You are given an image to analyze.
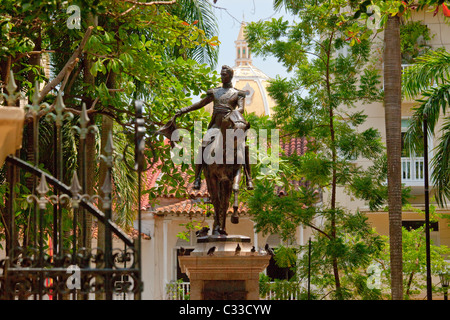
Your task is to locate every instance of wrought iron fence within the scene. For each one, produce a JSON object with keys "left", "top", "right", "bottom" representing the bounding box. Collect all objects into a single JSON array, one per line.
[{"left": 0, "top": 71, "right": 149, "bottom": 300}]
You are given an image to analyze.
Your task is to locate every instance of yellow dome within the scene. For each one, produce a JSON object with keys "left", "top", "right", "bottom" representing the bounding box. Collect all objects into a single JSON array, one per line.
[
  {"left": 206, "top": 22, "right": 276, "bottom": 117},
  {"left": 232, "top": 22, "right": 276, "bottom": 117}
]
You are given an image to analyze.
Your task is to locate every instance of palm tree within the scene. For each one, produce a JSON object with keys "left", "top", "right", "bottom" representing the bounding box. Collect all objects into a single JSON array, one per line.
[
  {"left": 403, "top": 48, "right": 450, "bottom": 206},
  {"left": 169, "top": 0, "right": 219, "bottom": 67},
  {"left": 384, "top": 14, "right": 404, "bottom": 301}
]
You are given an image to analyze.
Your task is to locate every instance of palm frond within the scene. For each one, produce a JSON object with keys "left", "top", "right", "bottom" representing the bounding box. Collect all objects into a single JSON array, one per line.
[
  {"left": 273, "top": 0, "right": 301, "bottom": 13},
  {"left": 403, "top": 81, "right": 450, "bottom": 206},
  {"left": 273, "top": 0, "right": 287, "bottom": 11},
  {"left": 430, "top": 116, "right": 450, "bottom": 206},
  {"left": 403, "top": 83, "right": 450, "bottom": 155},
  {"left": 111, "top": 126, "right": 139, "bottom": 229},
  {"left": 402, "top": 49, "right": 450, "bottom": 100},
  {"left": 170, "top": 0, "right": 219, "bottom": 67}
]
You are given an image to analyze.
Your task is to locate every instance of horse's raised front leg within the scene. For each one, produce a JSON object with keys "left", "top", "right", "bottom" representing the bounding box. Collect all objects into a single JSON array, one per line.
[{"left": 231, "top": 190, "right": 239, "bottom": 224}]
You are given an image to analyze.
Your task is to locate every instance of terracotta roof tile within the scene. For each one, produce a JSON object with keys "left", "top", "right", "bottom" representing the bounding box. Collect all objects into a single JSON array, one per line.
[
  {"left": 153, "top": 198, "right": 248, "bottom": 216},
  {"left": 90, "top": 222, "right": 151, "bottom": 240},
  {"left": 279, "top": 136, "right": 308, "bottom": 157}
]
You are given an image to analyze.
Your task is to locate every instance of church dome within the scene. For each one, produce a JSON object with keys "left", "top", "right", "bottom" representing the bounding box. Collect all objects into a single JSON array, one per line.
[
  {"left": 206, "top": 22, "right": 276, "bottom": 117},
  {"left": 232, "top": 22, "right": 276, "bottom": 117}
]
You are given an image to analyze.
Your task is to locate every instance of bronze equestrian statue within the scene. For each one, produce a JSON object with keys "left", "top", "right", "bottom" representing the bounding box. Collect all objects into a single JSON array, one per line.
[{"left": 162, "top": 65, "right": 253, "bottom": 235}]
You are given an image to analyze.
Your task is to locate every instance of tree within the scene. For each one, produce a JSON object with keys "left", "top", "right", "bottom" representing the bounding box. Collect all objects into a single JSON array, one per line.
[
  {"left": 169, "top": 0, "right": 219, "bottom": 66},
  {"left": 403, "top": 48, "right": 450, "bottom": 206},
  {"left": 347, "top": 0, "right": 446, "bottom": 300},
  {"left": 377, "top": 221, "right": 450, "bottom": 299},
  {"left": 383, "top": 12, "right": 404, "bottom": 301},
  {"left": 269, "top": 0, "right": 405, "bottom": 300},
  {"left": 245, "top": 0, "right": 390, "bottom": 299},
  {"left": 0, "top": 0, "right": 220, "bottom": 251}
]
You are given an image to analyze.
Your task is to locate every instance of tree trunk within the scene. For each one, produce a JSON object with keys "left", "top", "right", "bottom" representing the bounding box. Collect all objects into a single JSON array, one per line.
[
  {"left": 384, "top": 15, "right": 403, "bottom": 300},
  {"left": 325, "top": 29, "right": 341, "bottom": 299},
  {"left": 22, "top": 29, "right": 42, "bottom": 249},
  {"left": 95, "top": 67, "right": 116, "bottom": 299},
  {"left": 95, "top": 113, "right": 113, "bottom": 300},
  {"left": 81, "top": 12, "right": 97, "bottom": 252}
]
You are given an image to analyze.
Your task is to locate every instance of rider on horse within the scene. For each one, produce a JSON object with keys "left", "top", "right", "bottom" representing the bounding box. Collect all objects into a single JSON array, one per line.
[{"left": 175, "top": 65, "right": 254, "bottom": 191}]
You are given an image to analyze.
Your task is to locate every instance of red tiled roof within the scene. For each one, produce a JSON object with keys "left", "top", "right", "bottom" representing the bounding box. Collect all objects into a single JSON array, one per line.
[
  {"left": 167, "top": 170, "right": 209, "bottom": 199},
  {"left": 91, "top": 222, "right": 151, "bottom": 240},
  {"left": 153, "top": 198, "right": 248, "bottom": 216},
  {"left": 279, "top": 136, "right": 308, "bottom": 157}
]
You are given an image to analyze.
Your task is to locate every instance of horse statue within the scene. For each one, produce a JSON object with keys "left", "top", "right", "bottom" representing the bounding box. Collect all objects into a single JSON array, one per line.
[
  {"left": 203, "top": 109, "right": 250, "bottom": 234},
  {"left": 157, "top": 65, "right": 253, "bottom": 236}
]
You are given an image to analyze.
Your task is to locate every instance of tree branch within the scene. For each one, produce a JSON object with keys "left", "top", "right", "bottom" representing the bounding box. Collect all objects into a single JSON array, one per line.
[
  {"left": 37, "top": 26, "right": 94, "bottom": 104},
  {"left": 119, "top": 4, "right": 137, "bottom": 17},
  {"left": 306, "top": 222, "right": 331, "bottom": 240},
  {"left": 64, "top": 97, "right": 99, "bottom": 115},
  {"left": 64, "top": 66, "right": 82, "bottom": 97},
  {"left": 59, "top": 58, "right": 78, "bottom": 93}
]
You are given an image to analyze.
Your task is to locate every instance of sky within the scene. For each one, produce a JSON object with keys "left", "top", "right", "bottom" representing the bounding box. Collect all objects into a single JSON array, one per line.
[{"left": 210, "top": 0, "right": 295, "bottom": 79}]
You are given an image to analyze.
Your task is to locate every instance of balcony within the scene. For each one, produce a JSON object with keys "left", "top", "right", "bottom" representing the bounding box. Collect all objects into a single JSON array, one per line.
[
  {"left": 401, "top": 156, "right": 430, "bottom": 187},
  {"left": 402, "top": 157, "right": 424, "bottom": 182}
]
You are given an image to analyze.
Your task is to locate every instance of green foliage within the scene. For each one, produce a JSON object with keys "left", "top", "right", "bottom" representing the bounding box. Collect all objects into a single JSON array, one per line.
[
  {"left": 402, "top": 48, "right": 450, "bottom": 205},
  {"left": 248, "top": 179, "right": 318, "bottom": 242},
  {"left": 0, "top": 0, "right": 221, "bottom": 232},
  {"left": 273, "top": 245, "right": 298, "bottom": 268},
  {"left": 243, "top": 0, "right": 399, "bottom": 299},
  {"left": 177, "top": 215, "right": 209, "bottom": 242},
  {"left": 293, "top": 212, "right": 385, "bottom": 300},
  {"left": 377, "top": 226, "right": 450, "bottom": 299},
  {"left": 402, "top": 48, "right": 450, "bottom": 100},
  {"left": 400, "top": 20, "right": 433, "bottom": 63},
  {"left": 259, "top": 274, "right": 305, "bottom": 300},
  {"left": 166, "top": 279, "right": 190, "bottom": 300}
]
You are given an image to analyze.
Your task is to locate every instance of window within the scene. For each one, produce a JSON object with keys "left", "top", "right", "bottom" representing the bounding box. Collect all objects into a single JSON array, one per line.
[{"left": 401, "top": 118, "right": 429, "bottom": 183}]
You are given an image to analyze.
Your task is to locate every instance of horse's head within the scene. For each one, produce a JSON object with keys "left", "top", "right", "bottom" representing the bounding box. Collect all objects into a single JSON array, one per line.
[
  {"left": 221, "top": 110, "right": 249, "bottom": 163},
  {"left": 222, "top": 110, "right": 249, "bottom": 132}
]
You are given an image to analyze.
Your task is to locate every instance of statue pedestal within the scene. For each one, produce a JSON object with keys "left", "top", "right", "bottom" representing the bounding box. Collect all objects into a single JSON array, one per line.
[{"left": 178, "top": 235, "right": 271, "bottom": 300}]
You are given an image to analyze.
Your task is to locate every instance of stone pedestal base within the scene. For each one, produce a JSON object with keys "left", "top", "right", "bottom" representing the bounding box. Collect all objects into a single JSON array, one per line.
[{"left": 178, "top": 235, "right": 271, "bottom": 300}]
